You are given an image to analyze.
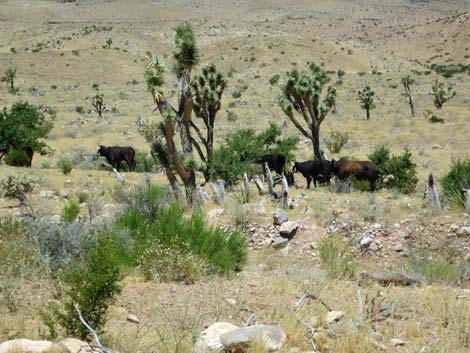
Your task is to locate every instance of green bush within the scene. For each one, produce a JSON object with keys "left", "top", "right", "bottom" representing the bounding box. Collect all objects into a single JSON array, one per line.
[
  {"left": 49, "top": 236, "right": 123, "bottom": 340},
  {"left": 117, "top": 185, "right": 247, "bottom": 275},
  {"left": 210, "top": 123, "right": 298, "bottom": 187},
  {"left": 318, "top": 237, "right": 357, "bottom": 280},
  {"left": 324, "top": 131, "right": 350, "bottom": 154},
  {"left": 368, "top": 146, "right": 418, "bottom": 194},
  {"left": 58, "top": 158, "right": 73, "bottom": 175},
  {"left": 63, "top": 200, "right": 80, "bottom": 223},
  {"left": 4, "top": 149, "right": 31, "bottom": 167},
  {"left": 441, "top": 159, "right": 470, "bottom": 208},
  {"left": 133, "top": 151, "right": 156, "bottom": 173},
  {"left": 75, "top": 106, "right": 85, "bottom": 114}
]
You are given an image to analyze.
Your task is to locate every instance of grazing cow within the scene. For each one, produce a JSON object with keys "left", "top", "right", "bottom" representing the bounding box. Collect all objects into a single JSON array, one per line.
[
  {"left": 97, "top": 145, "right": 136, "bottom": 171},
  {"left": 253, "top": 154, "right": 286, "bottom": 175},
  {"left": 331, "top": 159, "right": 379, "bottom": 191},
  {"left": 292, "top": 160, "right": 332, "bottom": 189},
  {"left": 23, "top": 146, "right": 34, "bottom": 167}
]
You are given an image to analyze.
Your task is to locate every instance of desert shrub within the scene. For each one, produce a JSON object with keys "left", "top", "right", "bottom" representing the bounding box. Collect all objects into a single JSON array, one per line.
[
  {"left": 430, "top": 63, "right": 469, "bottom": 78},
  {"left": 63, "top": 200, "right": 80, "bottom": 222},
  {"left": 27, "top": 220, "right": 93, "bottom": 273},
  {"left": 210, "top": 123, "right": 298, "bottom": 187},
  {"left": 269, "top": 74, "right": 280, "bottom": 85},
  {"left": 3, "top": 149, "right": 31, "bottom": 167},
  {"left": 137, "top": 238, "right": 206, "bottom": 283},
  {"left": 406, "top": 252, "right": 470, "bottom": 284},
  {"left": 440, "top": 159, "right": 470, "bottom": 208},
  {"left": 318, "top": 237, "right": 357, "bottom": 280},
  {"left": 48, "top": 236, "right": 123, "bottom": 340},
  {"left": 324, "top": 131, "right": 350, "bottom": 154},
  {"left": 57, "top": 158, "right": 73, "bottom": 175},
  {"left": 0, "top": 173, "right": 38, "bottom": 200},
  {"left": 0, "top": 218, "right": 42, "bottom": 279},
  {"left": 424, "top": 109, "right": 444, "bottom": 123},
  {"left": 117, "top": 185, "right": 247, "bottom": 275},
  {"left": 75, "top": 106, "right": 85, "bottom": 114},
  {"left": 368, "top": 146, "right": 418, "bottom": 193},
  {"left": 133, "top": 151, "right": 156, "bottom": 173},
  {"left": 77, "top": 192, "right": 88, "bottom": 203}
]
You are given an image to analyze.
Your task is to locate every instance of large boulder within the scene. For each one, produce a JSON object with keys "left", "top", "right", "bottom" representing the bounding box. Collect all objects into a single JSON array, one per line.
[
  {"left": 194, "top": 322, "right": 240, "bottom": 353},
  {"left": 273, "top": 209, "right": 288, "bottom": 225},
  {"left": 279, "top": 221, "right": 300, "bottom": 238},
  {"left": 59, "top": 338, "right": 92, "bottom": 353},
  {"left": 220, "top": 325, "right": 286, "bottom": 352},
  {"left": 0, "top": 339, "right": 69, "bottom": 353}
]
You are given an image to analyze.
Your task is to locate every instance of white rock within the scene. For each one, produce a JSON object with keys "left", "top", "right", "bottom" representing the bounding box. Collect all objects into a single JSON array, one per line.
[
  {"left": 0, "top": 339, "right": 68, "bottom": 353},
  {"left": 360, "top": 237, "right": 373, "bottom": 248},
  {"left": 326, "top": 311, "right": 345, "bottom": 325},
  {"left": 59, "top": 338, "right": 92, "bottom": 353},
  {"left": 220, "top": 325, "right": 286, "bottom": 352},
  {"left": 50, "top": 215, "right": 61, "bottom": 223},
  {"left": 194, "top": 322, "right": 240, "bottom": 353},
  {"left": 456, "top": 227, "right": 470, "bottom": 237},
  {"left": 279, "top": 221, "right": 300, "bottom": 238},
  {"left": 390, "top": 338, "right": 405, "bottom": 346},
  {"left": 40, "top": 190, "right": 55, "bottom": 198},
  {"left": 127, "top": 314, "right": 140, "bottom": 324},
  {"left": 273, "top": 209, "right": 288, "bottom": 225}
]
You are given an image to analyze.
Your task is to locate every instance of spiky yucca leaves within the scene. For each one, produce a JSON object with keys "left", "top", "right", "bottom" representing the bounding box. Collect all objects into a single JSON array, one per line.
[
  {"left": 431, "top": 80, "right": 456, "bottom": 109},
  {"left": 190, "top": 64, "right": 227, "bottom": 181},
  {"left": 145, "top": 57, "right": 165, "bottom": 103},
  {"left": 173, "top": 23, "right": 199, "bottom": 77},
  {"left": 357, "top": 85, "right": 375, "bottom": 120},
  {"left": 278, "top": 63, "right": 336, "bottom": 160}
]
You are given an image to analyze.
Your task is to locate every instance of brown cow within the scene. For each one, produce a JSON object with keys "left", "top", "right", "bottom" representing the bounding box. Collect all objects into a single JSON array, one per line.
[{"left": 331, "top": 159, "right": 379, "bottom": 191}]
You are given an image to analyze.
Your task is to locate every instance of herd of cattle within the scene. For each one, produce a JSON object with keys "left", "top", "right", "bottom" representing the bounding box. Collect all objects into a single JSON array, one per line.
[
  {"left": 254, "top": 153, "right": 379, "bottom": 191},
  {"left": 13, "top": 144, "right": 379, "bottom": 191}
]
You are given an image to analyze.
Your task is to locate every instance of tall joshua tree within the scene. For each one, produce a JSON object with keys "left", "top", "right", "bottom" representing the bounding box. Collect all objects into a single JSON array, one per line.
[
  {"left": 278, "top": 63, "right": 336, "bottom": 160},
  {"left": 190, "top": 64, "right": 227, "bottom": 182},
  {"left": 357, "top": 85, "right": 375, "bottom": 120},
  {"left": 431, "top": 80, "right": 456, "bottom": 109},
  {"left": 144, "top": 23, "right": 199, "bottom": 205},
  {"left": 401, "top": 75, "right": 415, "bottom": 117},
  {"left": 1, "top": 67, "right": 17, "bottom": 90}
]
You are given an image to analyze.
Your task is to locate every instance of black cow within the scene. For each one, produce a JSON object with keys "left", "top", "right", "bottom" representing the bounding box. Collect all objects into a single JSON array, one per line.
[
  {"left": 331, "top": 159, "right": 379, "bottom": 191},
  {"left": 292, "top": 160, "right": 332, "bottom": 189},
  {"left": 97, "top": 145, "right": 136, "bottom": 171},
  {"left": 254, "top": 154, "right": 286, "bottom": 175}
]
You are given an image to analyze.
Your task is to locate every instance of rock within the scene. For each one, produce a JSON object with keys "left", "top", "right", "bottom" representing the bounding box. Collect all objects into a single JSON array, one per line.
[
  {"left": 80, "top": 202, "right": 88, "bottom": 209},
  {"left": 227, "top": 298, "right": 237, "bottom": 306},
  {"left": 273, "top": 209, "right": 288, "bottom": 225},
  {"left": 40, "top": 190, "right": 55, "bottom": 198},
  {"left": 272, "top": 236, "right": 289, "bottom": 248},
  {"left": 195, "top": 322, "right": 240, "bottom": 353},
  {"left": 207, "top": 209, "right": 226, "bottom": 219},
  {"left": 456, "top": 227, "right": 470, "bottom": 237},
  {"left": 280, "top": 245, "right": 289, "bottom": 256},
  {"left": 60, "top": 190, "right": 69, "bottom": 199},
  {"left": 279, "top": 221, "right": 300, "bottom": 238},
  {"left": 127, "top": 314, "right": 140, "bottom": 324},
  {"left": 390, "top": 338, "right": 405, "bottom": 346},
  {"left": 0, "top": 339, "right": 68, "bottom": 353},
  {"left": 50, "top": 215, "right": 61, "bottom": 223},
  {"left": 59, "top": 338, "right": 92, "bottom": 353},
  {"left": 220, "top": 325, "right": 286, "bottom": 352},
  {"left": 63, "top": 180, "right": 74, "bottom": 188},
  {"left": 360, "top": 237, "right": 373, "bottom": 248},
  {"left": 325, "top": 311, "right": 345, "bottom": 325}
]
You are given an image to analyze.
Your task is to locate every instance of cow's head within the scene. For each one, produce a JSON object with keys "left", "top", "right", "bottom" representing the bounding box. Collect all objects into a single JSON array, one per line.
[
  {"left": 97, "top": 145, "right": 105, "bottom": 156},
  {"left": 292, "top": 162, "right": 298, "bottom": 173}
]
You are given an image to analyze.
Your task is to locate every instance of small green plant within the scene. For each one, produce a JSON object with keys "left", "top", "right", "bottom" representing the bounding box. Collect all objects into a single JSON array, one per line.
[
  {"left": 226, "top": 111, "right": 238, "bottom": 122},
  {"left": 58, "top": 158, "right": 73, "bottom": 175},
  {"left": 232, "top": 87, "right": 242, "bottom": 98},
  {"left": 75, "top": 106, "right": 85, "bottom": 114},
  {"left": 424, "top": 109, "right": 444, "bottom": 123},
  {"left": 440, "top": 159, "right": 470, "bottom": 208},
  {"left": 4, "top": 149, "right": 31, "bottom": 167},
  {"left": 77, "top": 192, "right": 89, "bottom": 204},
  {"left": 357, "top": 85, "right": 375, "bottom": 119},
  {"left": 324, "top": 131, "right": 350, "bottom": 154},
  {"left": 269, "top": 74, "right": 280, "bottom": 86},
  {"left": 431, "top": 80, "right": 456, "bottom": 109},
  {"left": 318, "top": 237, "right": 357, "bottom": 280},
  {"left": 63, "top": 200, "right": 80, "bottom": 223}
]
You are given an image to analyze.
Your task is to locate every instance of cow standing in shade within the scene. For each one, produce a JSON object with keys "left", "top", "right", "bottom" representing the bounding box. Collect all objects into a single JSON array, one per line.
[
  {"left": 292, "top": 160, "right": 332, "bottom": 189},
  {"left": 97, "top": 145, "right": 136, "bottom": 171},
  {"left": 331, "top": 159, "right": 379, "bottom": 191},
  {"left": 253, "top": 154, "right": 286, "bottom": 175}
]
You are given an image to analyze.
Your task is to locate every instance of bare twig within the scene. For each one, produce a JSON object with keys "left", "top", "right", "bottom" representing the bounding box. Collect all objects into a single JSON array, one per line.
[{"left": 75, "top": 305, "right": 101, "bottom": 346}]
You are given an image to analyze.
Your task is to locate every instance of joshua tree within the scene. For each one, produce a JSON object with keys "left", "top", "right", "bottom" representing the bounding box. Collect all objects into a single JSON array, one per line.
[
  {"left": 357, "top": 85, "right": 375, "bottom": 119},
  {"left": 431, "top": 80, "right": 456, "bottom": 109},
  {"left": 190, "top": 64, "right": 227, "bottom": 182},
  {"left": 1, "top": 67, "right": 17, "bottom": 89},
  {"left": 144, "top": 23, "right": 199, "bottom": 204},
  {"left": 401, "top": 75, "right": 415, "bottom": 117},
  {"left": 278, "top": 63, "right": 336, "bottom": 160},
  {"left": 92, "top": 90, "right": 105, "bottom": 117},
  {"left": 105, "top": 38, "right": 113, "bottom": 49}
]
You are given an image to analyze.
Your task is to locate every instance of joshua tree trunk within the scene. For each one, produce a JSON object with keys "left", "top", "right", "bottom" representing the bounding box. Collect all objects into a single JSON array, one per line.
[
  {"left": 312, "top": 127, "right": 322, "bottom": 161},
  {"left": 366, "top": 108, "right": 370, "bottom": 120}
]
